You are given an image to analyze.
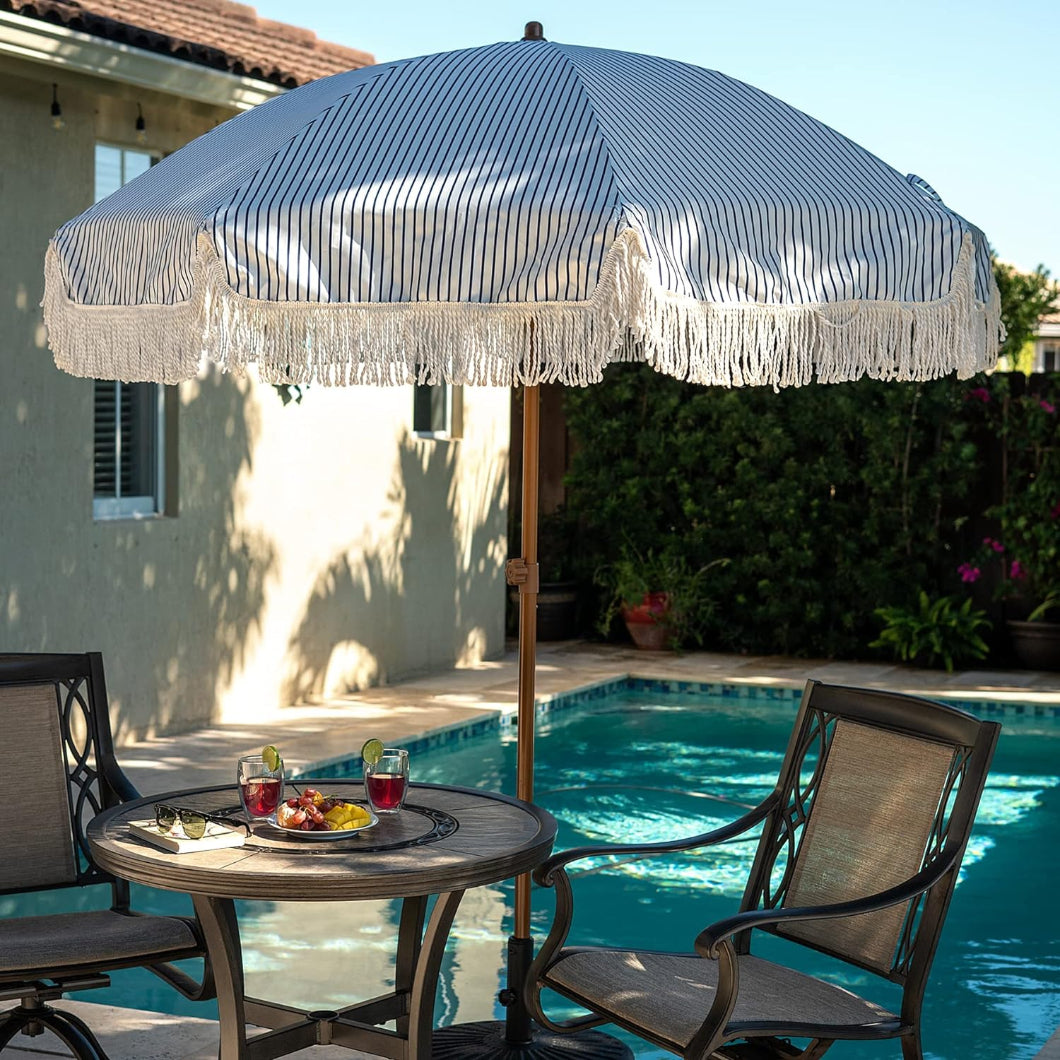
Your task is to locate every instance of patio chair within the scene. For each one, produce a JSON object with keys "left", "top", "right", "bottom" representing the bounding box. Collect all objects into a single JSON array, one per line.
[
  {"left": 525, "top": 680, "right": 1000, "bottom": 1060},
  {"left": 0, "top": 652, "right": 214, "bottom": 1059}
]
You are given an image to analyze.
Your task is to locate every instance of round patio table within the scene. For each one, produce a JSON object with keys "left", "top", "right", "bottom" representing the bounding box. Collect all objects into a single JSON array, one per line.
[{"left": 87, "top": 780, "right": 557, "bottom": 1060}]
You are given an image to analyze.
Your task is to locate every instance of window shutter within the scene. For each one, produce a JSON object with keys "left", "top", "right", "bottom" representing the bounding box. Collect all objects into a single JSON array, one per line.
[
  {"left": 94, "top": 381, "right": 149, "bottom": 499},
  {"left": 93, "top": 381, "right": 117, "bottom": 497},
  {"left": 119, "top": 383, "right": 134, "bottom": 496}
]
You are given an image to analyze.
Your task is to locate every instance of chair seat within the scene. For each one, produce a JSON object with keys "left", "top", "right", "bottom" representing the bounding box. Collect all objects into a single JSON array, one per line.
[
  {"left": 0, "top": 910, "right": 201, "bottom": 980},
  {"left": 543, "top": 947, "right": 901, "bottom": 1053}
]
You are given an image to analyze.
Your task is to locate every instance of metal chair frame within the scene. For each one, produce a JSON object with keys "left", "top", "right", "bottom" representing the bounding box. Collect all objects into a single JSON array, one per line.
[
  {"left": 0, "top": 652, "right": 214, "bottom": 1059},
  {"left": 525, "top": 680, "right": 1001, "bottom": 1060}
]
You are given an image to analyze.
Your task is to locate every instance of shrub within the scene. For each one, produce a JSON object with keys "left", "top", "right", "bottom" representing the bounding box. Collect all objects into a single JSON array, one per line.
[
  {"left": 563, "top": 364, "right": 980, "bottom": 658},
  {"left": 871, "top": 593, "right": 991, "bottom": 672},
  {"left": 958, "top": 373, "right": 1060, "bottom": 622}
]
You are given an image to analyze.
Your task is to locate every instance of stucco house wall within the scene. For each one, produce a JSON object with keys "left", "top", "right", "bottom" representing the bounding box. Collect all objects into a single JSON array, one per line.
[{"left": 0, "top": 43, "right": 510, "bottom": 741}]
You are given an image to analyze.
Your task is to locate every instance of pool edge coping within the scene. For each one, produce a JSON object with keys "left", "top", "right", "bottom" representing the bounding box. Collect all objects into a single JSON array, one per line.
[{"left": 300, "top": 673, "right": 1060, "bottom": 778}]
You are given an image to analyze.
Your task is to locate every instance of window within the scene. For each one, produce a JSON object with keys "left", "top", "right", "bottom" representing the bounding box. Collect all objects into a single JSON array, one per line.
[
  {"left": 1042, "top": 344, "right": 1059, "bottom": 373},
  {"left": 93, "top": 144, "right": 168, "bottom": 519},
  {"left": 413, "top": 380, "right": 462, "bottom": 439},
  {"left": 93, "top": 382, "right": 165, "bottom": 519}
]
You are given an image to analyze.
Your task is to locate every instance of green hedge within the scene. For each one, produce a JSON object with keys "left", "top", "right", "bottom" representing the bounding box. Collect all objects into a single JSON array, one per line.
[{"left": 562, "top": 364, "right": 985, "bottom": 658}]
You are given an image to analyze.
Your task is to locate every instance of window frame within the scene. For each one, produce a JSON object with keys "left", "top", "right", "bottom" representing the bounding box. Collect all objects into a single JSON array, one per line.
[
  {"left": 413, "top": 380, "right": 463, "bottom": 441},
  {"left": 92, "top": 381, "right": 167, "bottom": 521}
]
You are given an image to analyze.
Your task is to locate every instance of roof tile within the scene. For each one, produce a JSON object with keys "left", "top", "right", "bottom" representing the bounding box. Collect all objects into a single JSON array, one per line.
[{"left": 3, "top": 0, "right": 374, "bottom": 87}]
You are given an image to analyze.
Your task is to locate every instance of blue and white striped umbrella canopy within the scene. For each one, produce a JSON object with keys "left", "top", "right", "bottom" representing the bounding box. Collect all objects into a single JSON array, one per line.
[{"left": 44, "top": 36, "right": 1001, "bottom": 388}]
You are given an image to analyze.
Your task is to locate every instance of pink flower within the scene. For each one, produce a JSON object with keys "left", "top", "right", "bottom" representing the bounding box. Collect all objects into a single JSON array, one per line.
[
  {"left": 1041, "top": 400, "right": 1056, "bottom": 414},
  {"left": 958, "top": 563, "right": 981, "bottom": 583},
  {"left": 967, "top": 387, "right": 991, "bottom": 403},
  {"left": 982, "top": 537, "right": 1005, "bottom": 553},
  {"left": 1010, "top": 560, "right": 1027, "bottom": 581}
]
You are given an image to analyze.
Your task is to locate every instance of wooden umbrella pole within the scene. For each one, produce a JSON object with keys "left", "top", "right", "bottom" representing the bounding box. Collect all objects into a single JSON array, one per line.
[
  {"left": 491, "top": 383, "right": 541, "bottom": 1046},
  {"left": 514, "top": 382, "right": 540, "bottom": 938}
]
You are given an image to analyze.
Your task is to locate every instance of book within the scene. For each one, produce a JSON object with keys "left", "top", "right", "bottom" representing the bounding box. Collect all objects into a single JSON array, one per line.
[{"left": 127, "top": 818, "right": 247, "bottom": 854}]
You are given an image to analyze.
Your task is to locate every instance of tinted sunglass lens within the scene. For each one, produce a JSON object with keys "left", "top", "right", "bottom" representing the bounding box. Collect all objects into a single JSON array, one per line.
[
  {"left": 156, "top": 805, "right": 177, "bottom": 832},
  {"left": 182, "top": 811, "right": 207, "bottom": 839}
]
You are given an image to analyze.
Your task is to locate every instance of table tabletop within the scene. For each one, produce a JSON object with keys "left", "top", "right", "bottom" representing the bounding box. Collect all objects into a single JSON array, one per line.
[{"left": 88, "top": 780, "right": 557, "bottom": 901}]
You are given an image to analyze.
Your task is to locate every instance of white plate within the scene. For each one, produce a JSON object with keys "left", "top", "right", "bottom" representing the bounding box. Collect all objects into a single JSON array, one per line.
[{"left": 262, "top": 806, "right": 379, "bottom": 840}]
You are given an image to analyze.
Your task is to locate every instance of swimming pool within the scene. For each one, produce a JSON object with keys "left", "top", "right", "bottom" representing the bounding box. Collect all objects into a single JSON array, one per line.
[{"left": 4, "top": 681, "right": 1056, "bottom": 1058}]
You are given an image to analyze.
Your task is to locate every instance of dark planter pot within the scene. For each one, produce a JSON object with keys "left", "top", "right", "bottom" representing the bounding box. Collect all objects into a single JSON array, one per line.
[
  {"left": 621, "top": 592, "right": 672, "bottom": 651},
  {"left": 1007, "top": 620, "right": 1060, "bottom": 671},
  {"left": 509, "top": 581, "right": 579, "bottom": 641}
]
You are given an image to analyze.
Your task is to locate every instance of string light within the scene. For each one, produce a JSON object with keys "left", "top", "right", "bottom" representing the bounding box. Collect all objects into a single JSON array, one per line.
[
  {"left": 135, "top": 103, "right": 146, "bottom": 145},
  {"left": 50, "top": 83, "right": 64, "bottom": 131}
]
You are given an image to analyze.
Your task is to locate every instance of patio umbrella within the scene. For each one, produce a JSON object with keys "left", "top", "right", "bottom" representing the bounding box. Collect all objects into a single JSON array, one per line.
[{"left": 41, "top": 23, "right": 1001, "bottom": 1058}]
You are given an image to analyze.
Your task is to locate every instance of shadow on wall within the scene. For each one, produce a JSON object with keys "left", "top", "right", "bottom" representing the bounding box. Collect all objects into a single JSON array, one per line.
[
  {"left": 137, "top": 371, "right": 277, "bottom": 737},
  {"left": 2, "top": 368, "right": 276, "bottom": 740},
  {"left": 281, "top": 427, "right": 507, "bottom": 704}
]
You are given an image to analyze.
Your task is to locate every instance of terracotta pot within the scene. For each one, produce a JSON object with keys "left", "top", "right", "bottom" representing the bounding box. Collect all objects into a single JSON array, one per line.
[
  {"left": 621, "top": 592, "right": 672, "bottom": 651},
  {"left": 1007, "top": 619, "right": 1060, "bottom": 671}
]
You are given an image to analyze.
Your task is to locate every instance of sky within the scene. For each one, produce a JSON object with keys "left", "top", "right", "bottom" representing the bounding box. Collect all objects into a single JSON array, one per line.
[{"left": 250, "top": 0, "right": 1058, "bottom": 276}]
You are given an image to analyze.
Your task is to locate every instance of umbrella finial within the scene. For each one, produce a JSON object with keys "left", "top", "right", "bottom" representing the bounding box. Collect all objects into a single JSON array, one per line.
[{"left": 523, "top": 21, "right": 545, "bottom": 41}]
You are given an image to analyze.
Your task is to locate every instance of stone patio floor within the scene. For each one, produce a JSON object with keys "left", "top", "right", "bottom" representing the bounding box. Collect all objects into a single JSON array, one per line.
[{"left": 5, "top": 640, "right": 1060, "bottom": 1059}]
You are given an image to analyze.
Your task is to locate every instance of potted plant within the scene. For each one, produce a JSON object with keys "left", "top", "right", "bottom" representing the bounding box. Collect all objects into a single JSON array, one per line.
[
  {"left": 961, "top": 375, "right": 1060, "bottom": 668},
  {"left": 598, "top": 545, "right": 726, "bottom": 651}
]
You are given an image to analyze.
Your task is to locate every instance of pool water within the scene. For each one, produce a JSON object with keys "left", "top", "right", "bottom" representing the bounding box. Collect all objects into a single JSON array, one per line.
[{"left": 4, "top": 686, "right": 1056, "bottom": 1058}]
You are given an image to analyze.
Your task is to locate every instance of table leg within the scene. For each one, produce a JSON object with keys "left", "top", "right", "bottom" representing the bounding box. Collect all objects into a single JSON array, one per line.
[
  {"left": 393, "top": 896, "right": 427, "bottom": 1038},
  {"left": 193, "top": 889, "right": 465, "bottom": 1060},
  {"left": 192, "top": 893, "right": 249, "bottom": 1060},
  {"left": 406, "top": 890, "right": 465, "bottom": 1060}
]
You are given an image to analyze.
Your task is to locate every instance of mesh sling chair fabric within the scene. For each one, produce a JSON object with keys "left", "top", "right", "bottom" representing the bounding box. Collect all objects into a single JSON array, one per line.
[
  {"left": 0, "top": 653, "right": 213, "bottom": 1060},
  {"left": 525, "top": 681, "right": 1000, "bottom": 1060}
]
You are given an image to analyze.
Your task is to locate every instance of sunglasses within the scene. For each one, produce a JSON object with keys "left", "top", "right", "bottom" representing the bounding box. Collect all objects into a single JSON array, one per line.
[{"left": 154, "top": 803, "right": 250, "bottom": 839}]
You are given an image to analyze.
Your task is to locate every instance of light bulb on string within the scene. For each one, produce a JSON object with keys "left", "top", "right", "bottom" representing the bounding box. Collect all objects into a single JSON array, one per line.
[
  {"left": 135, "top": 103, "right": 146, "bottom": 145},
  {"left": 50, "top": 83, "right": 64, "bottom": 131}
]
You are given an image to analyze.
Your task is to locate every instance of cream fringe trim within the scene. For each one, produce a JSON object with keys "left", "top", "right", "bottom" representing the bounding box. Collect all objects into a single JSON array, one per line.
[{"left": 43, "top": 229, "right": 1001, "bottom": 388}]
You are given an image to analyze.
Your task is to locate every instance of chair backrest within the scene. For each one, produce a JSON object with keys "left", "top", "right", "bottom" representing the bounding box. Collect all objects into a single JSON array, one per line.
[
  {"left": 740, "top": 680, "right": 999, "bottom": 988},
  {"left": 0, "top": 653, "right": 134, "bottom": 894}
]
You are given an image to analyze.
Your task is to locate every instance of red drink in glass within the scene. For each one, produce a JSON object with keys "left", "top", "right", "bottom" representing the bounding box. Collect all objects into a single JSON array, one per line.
[
  {"left": 366, "top": 772, "right": 407, "bottom": 811},
  {"left": 240, "top": 777, "right": 282, "bottom": 817}
]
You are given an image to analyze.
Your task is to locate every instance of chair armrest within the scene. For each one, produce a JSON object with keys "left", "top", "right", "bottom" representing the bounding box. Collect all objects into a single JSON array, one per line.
[
  {"left": 534, "top": 795, "right": 778, "bottom": 886},
  {"left": 104, "top": 762, "right": 141, "bottom": 803},
  {"left": 694, "top": 846, "right": 961, "bottom": 958}
]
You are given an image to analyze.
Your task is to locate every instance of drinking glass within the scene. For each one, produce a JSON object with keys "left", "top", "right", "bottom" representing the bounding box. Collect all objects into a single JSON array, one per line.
[
  {"left": 364, "top": 748, "right": 410, "bottom": 815},
  {"left": 237, "top": 754, "right": 284, "bottom": 819}
]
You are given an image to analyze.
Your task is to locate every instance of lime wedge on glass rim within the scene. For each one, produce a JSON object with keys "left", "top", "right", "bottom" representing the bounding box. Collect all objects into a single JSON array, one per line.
[
  {"left": 262, "top": 744, "right": 282, "bottom": 771},
  {"left": 361, "top": 738, "right": 384, "bottom": 765}
]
